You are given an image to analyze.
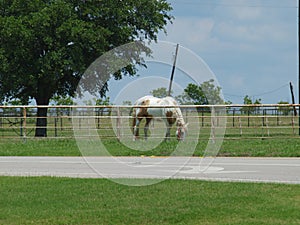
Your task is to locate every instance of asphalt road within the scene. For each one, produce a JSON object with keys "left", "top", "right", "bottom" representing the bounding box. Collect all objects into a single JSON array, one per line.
[{"left": 0, "top": 157, "right": 299, "bottom": 184}]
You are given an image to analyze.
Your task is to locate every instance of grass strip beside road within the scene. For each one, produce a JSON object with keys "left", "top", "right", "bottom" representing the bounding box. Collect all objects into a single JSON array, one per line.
[
  {"left": 0, "top": 177, "right": 299, "bottom": 225},
  {"left": 0, "top": 138, "right": 299, "bottom": 157}
]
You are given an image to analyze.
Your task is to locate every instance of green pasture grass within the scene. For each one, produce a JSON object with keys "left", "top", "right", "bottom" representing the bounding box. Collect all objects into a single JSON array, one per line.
[
  {"left": 0, "top": 137, "right": 299, "bottom": 157},
  {"left": 0, "top": 177, "right": 299, "bottom": 225},
  {"left": 217, "top": 138, "right": 300, "bottom": 157},
  {"left": 0, "top": 139, "right": 81, "bottom": 156},
  {"left": 1, "top": 111, "right": 300, "bottom": 156},
  {"left": 1, "top": 112, "right": 299, "bottom": 138}
]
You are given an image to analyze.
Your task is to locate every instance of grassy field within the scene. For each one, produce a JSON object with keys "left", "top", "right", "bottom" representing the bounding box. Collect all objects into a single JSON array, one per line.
[
  {"left": 1, "top": 110, "right": 299, "bottom": 225},
  {"left": 0, "top": 137, "right": 300, "bottom": 157},
  {"left": 1, "top": 109, "right": 299, "bottom": 138},
  {"left": 1, "top": 109, "right": 300, "bottom": 157},
  {"left": 0, "top": 177, "right": 299, "bottom": 225}
]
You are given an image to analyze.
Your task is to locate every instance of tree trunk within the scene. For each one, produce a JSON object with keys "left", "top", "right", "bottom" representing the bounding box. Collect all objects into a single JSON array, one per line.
[{"left": 35, "top": 98, "right": 50, "bottom": 137}]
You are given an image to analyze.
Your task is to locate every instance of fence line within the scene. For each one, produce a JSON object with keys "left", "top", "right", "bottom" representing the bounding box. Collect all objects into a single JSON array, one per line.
[
  {"left": 0, "top": 104, "right": 299, "bottom": 140},
  {"left": 0, "top": 103, "right": 299, "bottom": 108}
]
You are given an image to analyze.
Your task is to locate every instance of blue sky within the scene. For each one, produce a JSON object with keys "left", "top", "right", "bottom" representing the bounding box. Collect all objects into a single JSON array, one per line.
[{"left": 108, "top": 0, "right": 298, "bottom": 104}]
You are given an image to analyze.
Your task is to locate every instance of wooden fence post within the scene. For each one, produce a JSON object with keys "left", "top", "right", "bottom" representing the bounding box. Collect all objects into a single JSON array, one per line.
[
  {"left": 116, "top": 107, "right": 121, "bottom": 141},
  {"left": 266, "top": 116, "right": 270, "bottom": 137},
  {"left": 292, "top": 115, "right": 295, "bottom": 135},
  {"left": 238, "top": 117, "right": 242, "bottom": 136},
  {"left": 211, "top": 107, "right": 216, "bottom": 143}
]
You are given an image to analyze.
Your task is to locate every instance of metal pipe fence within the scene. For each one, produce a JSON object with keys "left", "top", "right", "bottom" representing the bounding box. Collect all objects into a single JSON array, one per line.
[{"left": 0, "top": 104, "right": 299, "bottom": 140}]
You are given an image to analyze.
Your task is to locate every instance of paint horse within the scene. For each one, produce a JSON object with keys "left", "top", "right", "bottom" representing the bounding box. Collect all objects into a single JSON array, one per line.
[{"left": 132, "top": 96, "right": 188, "bottom": 141}]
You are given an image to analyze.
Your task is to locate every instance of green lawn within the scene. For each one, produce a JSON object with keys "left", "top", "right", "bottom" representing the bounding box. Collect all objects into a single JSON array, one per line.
[
  {"left": 1, "top": 113, "right": 299, "bottom": 225},
  {"left": 1, "top": 110, "right": 300, "bottom": 157},
  {"left": 0, "top": 177, "right": 299, "bottom": 225},
  {"left": 0, "top": 137, "right": 300, "bottom": 157}
]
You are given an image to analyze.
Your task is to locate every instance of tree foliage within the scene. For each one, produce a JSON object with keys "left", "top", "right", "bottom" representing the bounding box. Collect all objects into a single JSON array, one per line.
[
  {"left": 182, "top": 83, "right": 207, "bottom": 105},
  {"left": 241, "top": 95, "right": 262, "bottom": 114},
  {"left": 175, "top": 92, "right": 194, "bottom": 105},
  {"left": 150, "top": 87, "right": 170, "bottom": 98},
  {"left": 178, "top": 79, "right": 223, "bottom": 105},
  {"left": 0, "top": 0, "right": 173, "bottom": 136},
  {"left": 277, "top": 101, "right": 292, "bottom": 116},
  {"left": 51, "top": 95, "right": 75, "bottom": 106},
  {"left": 150, "top": 80, "right": 223, "bottom": 106}
]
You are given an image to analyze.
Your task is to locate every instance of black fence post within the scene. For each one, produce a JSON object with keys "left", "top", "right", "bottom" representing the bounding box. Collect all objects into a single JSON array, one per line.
[
  {"left": 247, "top": 110, "right": 250, "bottom": 127},
  {"left": 20, "top": 118, "right": 23, "bottom": 137},
  {"left": 54, "top": 117, "right": 58, "bottom": 137}
]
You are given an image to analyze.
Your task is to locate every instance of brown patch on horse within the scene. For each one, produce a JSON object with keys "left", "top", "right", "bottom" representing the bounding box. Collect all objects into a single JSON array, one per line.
[
  {"left": 136, "top": 99, "right": 150, "bottom": 117},
  {"left": 132, "top": 99, "right": 154, "bottom": 135},
  {"left": 136, "top": 99, "right": 154, "bottom": 122},
  {"left": 141, "top": 99, "right": 150, "bottom": 106},
  {"left": 166, "top": 111, "right": 176, "bottom": 125},
  {"left": 137, "top": 100, "right": 150, "bottom": 118}
]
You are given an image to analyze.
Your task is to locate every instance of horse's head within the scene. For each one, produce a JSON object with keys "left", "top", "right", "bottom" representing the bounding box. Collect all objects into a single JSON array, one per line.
[{"left": 176, "top": 123, "right": 188, "bottom": 141}]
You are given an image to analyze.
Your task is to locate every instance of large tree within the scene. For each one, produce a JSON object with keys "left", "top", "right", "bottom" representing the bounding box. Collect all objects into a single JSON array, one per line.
[
  {"left": 150, "top": 87, "right": 170, "bottom": 98},
  {"left": 182, "top": 80, "right": 223, "bottom": 105},
  {"left": 175, "top": 80, "right": 223, "bottom": 110},
  {"left": 241, "top": 95, "right": 262, "bottom": 115},
  {"left": 0, "top": 0, "right": 173, "bottom": 136}
]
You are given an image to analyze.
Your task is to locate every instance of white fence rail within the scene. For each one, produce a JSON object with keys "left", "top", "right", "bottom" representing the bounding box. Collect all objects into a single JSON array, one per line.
[{"left": 0, "top": 104, "right": 299, "bottom": 140}]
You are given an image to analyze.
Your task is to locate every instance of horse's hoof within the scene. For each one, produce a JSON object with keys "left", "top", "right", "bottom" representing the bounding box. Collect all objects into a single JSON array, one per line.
[{"left": 133, "top": 136, "right": 139, "bottom": 141}]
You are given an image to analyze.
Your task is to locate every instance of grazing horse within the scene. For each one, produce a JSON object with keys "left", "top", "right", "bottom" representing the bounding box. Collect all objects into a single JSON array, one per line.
[{"left": 132, "top": 96, "right": 188, "bottom": 141}]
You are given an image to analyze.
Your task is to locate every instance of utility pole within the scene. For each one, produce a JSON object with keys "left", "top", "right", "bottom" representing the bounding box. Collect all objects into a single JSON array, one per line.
[
  {"left": 290, "top": 82, "right": 297, "bottom": 116},
  {"left": 168, "top": 44, "right": 179, "bottom": 96},
  {"left": 298, "top": 0, "right": 300, "bottom": 135}
]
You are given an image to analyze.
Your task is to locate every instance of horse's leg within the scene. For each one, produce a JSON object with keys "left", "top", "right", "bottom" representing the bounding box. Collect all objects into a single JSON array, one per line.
[
  {"left": 164, "top": 111, "right": 176, "bottom": 141},
  {"left": 133, "top": 118, "right": 141, "bottom": 141},
  {"left": 144, "top": 117, "right": 152, "bottom": 140},
  {"left": 164, "top": 123, "right": 172, "bottom": 141}
]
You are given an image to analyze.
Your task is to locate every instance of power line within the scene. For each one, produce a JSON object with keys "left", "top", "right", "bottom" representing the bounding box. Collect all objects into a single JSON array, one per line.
[
  {"left": 252, "top": 83, "right": 290, "bottom": 97},
  {"left": 224, "top": 83, "right": 290, "bottom": 100}
]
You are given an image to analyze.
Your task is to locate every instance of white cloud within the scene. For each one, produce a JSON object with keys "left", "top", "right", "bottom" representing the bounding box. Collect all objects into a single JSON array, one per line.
[
  {"left": 216, "top": 22, "right": 260, "bottom": 42},
  {"left": 232, "top": 7, "right": 262, "bottom": 20},
  {"left": 227, "top": 74, "right": 246, "bottom": 90},
  {"left": 162, "top": 0, "right": 296, "bottom": 50},
  {"left": 159, "top": 17, "right": 216, "bottom": 51},
  {"left": 217, "top": 0, "right": 263, "bottom": 21},
  {"left": 215, "top": 20, "right": 294, "bottom": 46},
  {"left": 157, "top": 0, "right": 298, "bottom": 103}
]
